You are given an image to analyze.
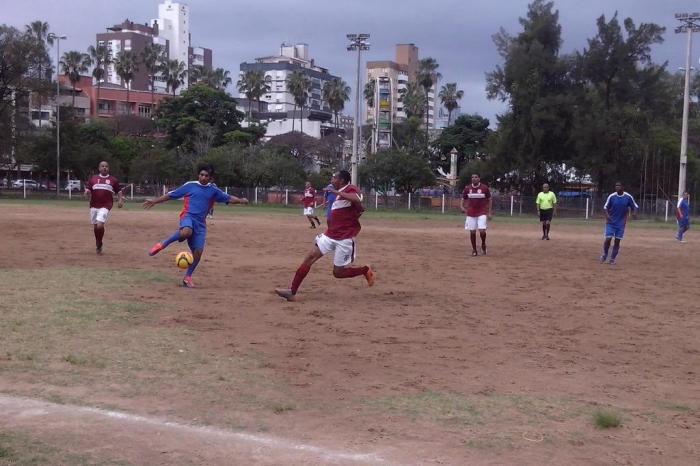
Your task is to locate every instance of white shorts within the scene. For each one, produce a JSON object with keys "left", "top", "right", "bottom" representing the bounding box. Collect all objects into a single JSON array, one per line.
[
  {"left": 315, "top": 233, "right": 355, "bottom": 267},
  {"left": 303, "top": 206, "right": 315, "bottom": 216},
  {"left": 90, "top": 207, "right": 111, "bottom": 225},
  {"left": 465, "top": 215, "right": 488, "bottom": 230}
]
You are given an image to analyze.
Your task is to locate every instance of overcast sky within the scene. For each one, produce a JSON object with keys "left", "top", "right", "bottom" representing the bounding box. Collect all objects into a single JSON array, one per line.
[{"left": 4, "top": 0, "right": 699, "bottom": 124}]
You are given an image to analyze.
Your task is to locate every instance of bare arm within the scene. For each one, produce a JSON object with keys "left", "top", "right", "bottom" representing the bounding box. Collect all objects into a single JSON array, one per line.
[
  {"left": 460, "top": 197, "right": 467, "bottom": 213},
  {"left": 143, "top": 193, "right": 171, "bottom": 209},
  {"left": 488, "top": 196, "right": 493, "bottom": 219},
  {"left": 117, "top": 190, "right": 124, "bottom": 208},
  {"left": 227, "top": 195, "right": 248, "bottom": 205}
]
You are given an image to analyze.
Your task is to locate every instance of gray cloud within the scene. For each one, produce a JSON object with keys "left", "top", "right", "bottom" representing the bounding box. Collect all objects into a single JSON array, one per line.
[{"left": 3, "top": 0, "right": 698, "bottom": 123}]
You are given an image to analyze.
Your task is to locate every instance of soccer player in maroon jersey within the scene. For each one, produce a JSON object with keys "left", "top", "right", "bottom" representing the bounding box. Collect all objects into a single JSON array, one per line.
[
  {"left": 275, "top": 170, "right": 375, "bottom": 301},
  {"left": 460, "top": 173, "right": 492, "bottom": 256},
  {"left": 303, "top": 181, "right": 321, "bottom": 228},
  {"left": 85, "top": 161, "right": 124, "bottom": 254}
]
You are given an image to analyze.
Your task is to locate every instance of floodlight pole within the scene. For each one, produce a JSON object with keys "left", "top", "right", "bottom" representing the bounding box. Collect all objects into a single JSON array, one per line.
[
  {"left": 675, "top": 13, "right": 700, "bottom": 199},
  {"left": 49, "top": 33, "right": 67, "bottom": 197},
  {"left": 347, "top": 34, "right": 370, "bottom": 186}
]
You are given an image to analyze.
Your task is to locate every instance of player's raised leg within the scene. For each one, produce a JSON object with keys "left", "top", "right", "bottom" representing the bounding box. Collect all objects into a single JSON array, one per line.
[{"left": 149, "top": 226, "right": 192, "bottom": 256}]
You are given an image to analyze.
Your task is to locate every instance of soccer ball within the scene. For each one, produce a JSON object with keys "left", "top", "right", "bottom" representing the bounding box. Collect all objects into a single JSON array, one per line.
[{"left": 175, "top": 251, "right": 194, "bottom": 269}]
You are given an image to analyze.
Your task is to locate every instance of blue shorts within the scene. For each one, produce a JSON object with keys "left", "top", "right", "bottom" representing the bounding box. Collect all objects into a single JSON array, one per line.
[
  {"left": 605, "top": 223, "right": 625, "bottom": 239},
  {"left": 180, "top": 215, "right": 207, "bottom": 251}
]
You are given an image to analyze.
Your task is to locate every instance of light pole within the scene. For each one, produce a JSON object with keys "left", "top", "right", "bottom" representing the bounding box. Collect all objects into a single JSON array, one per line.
[
  {"left": 48, "top": 33, "right": 67, "bottom": 197},
  {"left": 675, "top": 13, "right": 700, "bottom": 199},
  {"left": 347, "top": 33, "right": 370, "bottom": 186}
]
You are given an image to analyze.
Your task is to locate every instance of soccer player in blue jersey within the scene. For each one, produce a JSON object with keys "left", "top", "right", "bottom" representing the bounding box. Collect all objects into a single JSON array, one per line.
[
  {"left": 600, "top": 182, "right": 638, "bottom": 265},
  {"left": 676, "top": 191, "right": 690, "bottom": 242},
  {"left": 143, "top": 164, "right": 248, "bottom": 287}
]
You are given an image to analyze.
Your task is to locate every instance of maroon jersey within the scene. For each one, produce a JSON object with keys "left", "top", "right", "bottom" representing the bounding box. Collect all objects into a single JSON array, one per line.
[
  {"left": 462, "top": 183, "right": 491, "bottom": 217},
  {"left": 325, "top": 184, "right": 363, "bottom": 240},
  {"left": 303, "top": 187, "right": 316, "bottom": 208},
  {"left": 87, "top": 174, "right": 121, "bottom": 209}
]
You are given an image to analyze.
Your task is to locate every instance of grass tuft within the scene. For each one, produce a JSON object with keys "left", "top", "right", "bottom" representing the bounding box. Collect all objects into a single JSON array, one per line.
[{"left": 594, "top": 410, "right": 622, "bottom": 428}]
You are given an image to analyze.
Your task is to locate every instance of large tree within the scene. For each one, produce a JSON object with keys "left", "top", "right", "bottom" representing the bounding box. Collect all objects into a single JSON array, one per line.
[
  {"left": 432, "top": 114, "right": 491, "bottom": 172},
  {"left": 155, "top": 84, "right": 244, "bottom": 152},
  {"left": 60, "top": 50, "right": 92, "bottom": 107},
  {"left": 486, "top": 0, "right": 576, "bottom": 191},
  {"left": 572, "top": 13, "right": 666, "bottom": 194}
]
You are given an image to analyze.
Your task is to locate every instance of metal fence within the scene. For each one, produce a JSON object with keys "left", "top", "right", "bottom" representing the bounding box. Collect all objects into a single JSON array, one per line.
[{"left": 1, "top": 184, "right": 695, "bottom": 223}]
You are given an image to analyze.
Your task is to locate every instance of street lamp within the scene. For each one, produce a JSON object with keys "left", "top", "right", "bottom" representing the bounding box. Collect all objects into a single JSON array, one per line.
[
  {"left": 674, "top": 13, "right": 700, "bottom": 199},
  {"left": 48, "top": 33, "right": 67, "bottom": 197},
  {"left": 347, "top": 33, "right": 370, "bottom": 186}
]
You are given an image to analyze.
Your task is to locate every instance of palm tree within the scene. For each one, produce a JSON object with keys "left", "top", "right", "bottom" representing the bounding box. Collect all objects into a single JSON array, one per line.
[
  {"left": 237, "top": 69, "right": 270, "bottom": 123},
  {"left": 417, "top": 57, "right": 442, "bottom": 133},
  {"left": 25, "top": 21, "right": 53, "bottom": 127},
  {"left": 323, "top": 78, "right": 351, "bottom": 132},
  {"left": 363, "top": 79, "right": 376, "bottom": 109},
  {"left": 286, "top": 70, "right": 311, "bottom": 133},
  {"left": 140, "top": 43, "right": 166, "bottom": 106},
  {"left": 438, "top": 82, "right": 464, "bottom": 126},
  {"left": 188, "top": 64, "right": 205, "bottom": 86},
  {"left": 60, "top": 50, "right": 92, "bottom": 107},
  {"left": 162, "top": 59, "right": 187, "bottom": 96},
  {"left": 113, "top": 50, "right": 139, "bottom": 114},
  {"left": 210, "top": 68, "right": 232, "bottom": 90},
  {"left": 88, "top": 43, "right": 111, "bottom": 109},
  {"left": 402, "top": 82, "right": 425, "bottom": 120}
]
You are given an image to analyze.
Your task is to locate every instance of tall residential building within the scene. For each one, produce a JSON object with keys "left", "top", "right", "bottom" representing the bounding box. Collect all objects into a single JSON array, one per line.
[
  {"left": 365, "top": 44, "right": 436, "bottom": 151},
  {"left": 97, "top": 19, "right": 169, "bottom": 92},
  {"left": 152, "top": 0, "right": 212, "bottom": 92},
  {"left": 239, "top": 43, "right": 340, "bottom": 138}
]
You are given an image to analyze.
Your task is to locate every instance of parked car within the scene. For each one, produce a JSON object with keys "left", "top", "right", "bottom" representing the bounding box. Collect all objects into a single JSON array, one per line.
[
  {"left": 65, "top": 180, "right": 82, "bottom": 191},
  {"left": 11, "top": 179, "right": 41, "bottom": 189}
]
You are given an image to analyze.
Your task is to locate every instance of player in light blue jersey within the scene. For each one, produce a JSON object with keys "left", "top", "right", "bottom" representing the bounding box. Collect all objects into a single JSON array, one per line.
[
  {"left": 143, "top": 164, "right": 248, "bottom": 287},
  {"left": 600, "top": 181, "right": 638, "bottom": 265},
  {"left": 676, "top": 191, "right": 690, "bottom": 242}
]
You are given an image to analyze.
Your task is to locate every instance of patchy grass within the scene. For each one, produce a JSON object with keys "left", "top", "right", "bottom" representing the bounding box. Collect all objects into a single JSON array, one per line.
[
  {"left": 594, "top": 410, "right": 622, "bottom": 428},
  {"left": 0, "top": 431, "right": 130, "bottom": 465},
  {"left": 366, "top": 391, "right": 590, "bottom": 428},
  {"left": 0, "top": 268, "right": 296, "bottom": 427}
]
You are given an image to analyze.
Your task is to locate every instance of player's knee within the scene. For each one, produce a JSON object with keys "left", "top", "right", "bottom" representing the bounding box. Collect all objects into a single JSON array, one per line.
[
  {"left": 180, "top": 228, "right": 193, "bottom": 239},
  {"left": 332, "top": 266, "right": 344, "bottom": 278}
]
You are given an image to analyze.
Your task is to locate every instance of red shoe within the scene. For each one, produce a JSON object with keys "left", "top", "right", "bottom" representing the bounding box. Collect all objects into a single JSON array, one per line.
[
  {"left": 365, "top": 266, "right": 375, "bottom": 287},
  {"left": 182, "top": 276, "right": 195, "bottom": 288},
  {"left": 274, "top": 288, "right": 296, "bottom": 301},
  {"left": 149, "top": 242, "right": 164, "bottom": 256}
]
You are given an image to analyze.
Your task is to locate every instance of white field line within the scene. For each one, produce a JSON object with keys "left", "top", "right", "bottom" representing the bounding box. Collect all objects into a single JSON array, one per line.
[{"left": 0, "top": 394, "right": 389, "bottom": 465}]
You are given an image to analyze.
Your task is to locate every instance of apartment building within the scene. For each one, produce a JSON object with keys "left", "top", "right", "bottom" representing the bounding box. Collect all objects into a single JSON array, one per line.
[
  {"left": 365, "top": 44, "right": 436, "bottom": 151},
  {"left": 239, "top": 43, "right": 339, "bottom": 138}
]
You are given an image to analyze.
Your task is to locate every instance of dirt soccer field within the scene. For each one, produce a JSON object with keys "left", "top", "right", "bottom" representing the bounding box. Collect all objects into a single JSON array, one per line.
[{"left": 0, "top": 201, "right": 698, "bottom": 465}]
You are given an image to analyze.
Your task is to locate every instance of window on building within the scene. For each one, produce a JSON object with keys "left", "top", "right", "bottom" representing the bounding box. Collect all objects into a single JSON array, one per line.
[
  {"left": 117, "top": 101, "right": 130, "bottom": 115},
  {"left": 97, "top": 101, "right": 113, "bottom": 113},
  {"left": 138, "top": 104, "right": 151, "bottom": 118}
]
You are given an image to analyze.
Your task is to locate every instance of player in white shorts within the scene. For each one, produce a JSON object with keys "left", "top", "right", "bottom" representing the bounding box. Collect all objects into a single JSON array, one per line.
[
  {"left": 302, "top": 181, "right": 321, "bottom": 229},
  {"left": 85, "top": 161, "right": 124, "bottom": 254},
  {"left": 275, "top": 170, "right": 374, "bottom": 301},
  {"left": 461, "top": 173, "right": 492, "bottom": 256}
]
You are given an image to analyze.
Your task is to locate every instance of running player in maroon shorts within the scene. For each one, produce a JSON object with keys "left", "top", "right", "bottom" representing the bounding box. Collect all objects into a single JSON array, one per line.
[
  {"left": 275, "top": 170, "right": 375, "bottom": 301},
  {"left": 85, "top": 161, "right": 124, "bottom": 254}
]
